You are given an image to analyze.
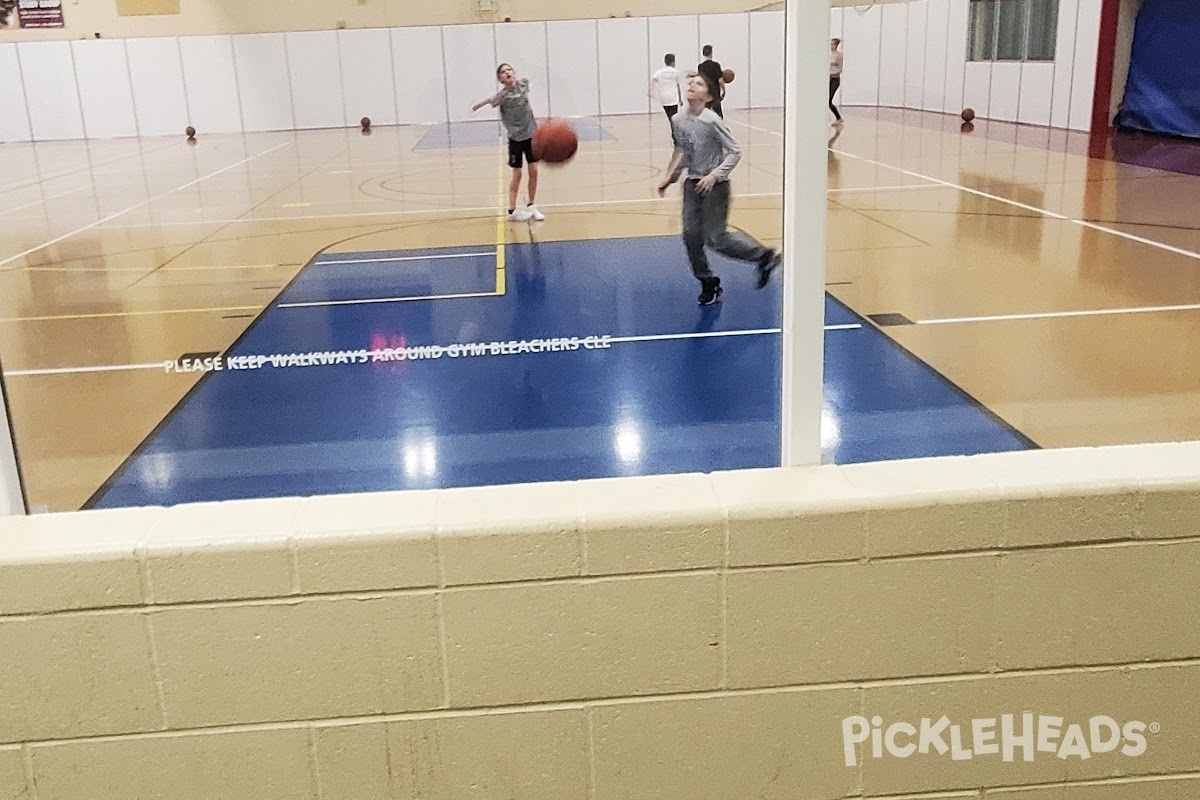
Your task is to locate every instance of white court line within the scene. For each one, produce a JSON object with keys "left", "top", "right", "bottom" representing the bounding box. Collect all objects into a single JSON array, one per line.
[
  {"left": 6, "top": 362, "right": 170, "bottom": 378},
  {"left": 0, "top": 142, "right": 292, "bottom": 269},
  {"left": 0, "top": 185, "right": 91, "bottom": 218},
  {"left": 90, "top": 184, "right": 938, "bottom": 232},
  {"left": 3, "top": 325, "right": 861, "bottom": 377},
  {"left": 607, "top": 328, "right": 781, "bottom": 344},
  {"left": 833, "top": 149, "right": 1200, "bottom": 262},
  {"left": 277, "top": 290, "right": 498, "bottom": 309},
  {"left": 730, "top": 119, "right": 1200, "bottom": 315},
  {"left": 917, "top": 303, "right": 1200, "bottom": 326},
  {"left": 827, "top": 184, "right": 942, "bottom": 194},
  {"left": 90, "top": 194, "right": 770, "bottom": 229},
  {"left": 316, "top": 252, "right": 493, "bottom": 266},
  {"left": 325, "top": 148, "right": 680, "bottom": 170}
]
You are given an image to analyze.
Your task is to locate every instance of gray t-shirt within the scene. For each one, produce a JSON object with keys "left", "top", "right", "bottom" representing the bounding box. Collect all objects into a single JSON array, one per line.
[
  {"left": 668, "top": 108, "right": 742, "bottom": 183},
  {"left": 490, "top": 78, "right": 537, "bottom": 142}
]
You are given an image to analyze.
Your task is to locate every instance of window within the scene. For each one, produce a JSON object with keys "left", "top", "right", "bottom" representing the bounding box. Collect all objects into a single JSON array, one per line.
[{"left": 968, "top": 0, "right": 1059, "bottom": 62}]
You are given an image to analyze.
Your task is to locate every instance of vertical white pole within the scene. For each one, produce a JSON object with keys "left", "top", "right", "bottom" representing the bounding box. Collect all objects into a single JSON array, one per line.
[
  {"left": 0, "top": 373, "right": 26, "bottom": 516},
  {"left": 781, "top": 0, "right": 831, "bottom": 466}
]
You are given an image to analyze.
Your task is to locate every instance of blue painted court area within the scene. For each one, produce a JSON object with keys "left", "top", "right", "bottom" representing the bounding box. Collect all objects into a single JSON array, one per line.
[
  {"left": 88, "top": 235, "right": 1033, "bottom": 509},
  {"left": 414, "top": 118, "right": 617, "bottom": 150}
]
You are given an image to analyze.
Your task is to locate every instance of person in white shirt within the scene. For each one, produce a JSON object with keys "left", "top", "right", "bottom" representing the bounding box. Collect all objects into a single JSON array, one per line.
[
  {"left": 829, "top": 38, "right": 844, "bottom": 126},
  {"left": 649, "top": 53, "right": 683, "bottom": 145}
]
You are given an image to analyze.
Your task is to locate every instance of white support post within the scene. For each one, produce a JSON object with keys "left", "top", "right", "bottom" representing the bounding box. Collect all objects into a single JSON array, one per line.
[
  {"left": 781, "top": 0, "right": 831, "bottom": 466},
  {"left": 0, "top": 373, "right": 27, "bottom": 516}
]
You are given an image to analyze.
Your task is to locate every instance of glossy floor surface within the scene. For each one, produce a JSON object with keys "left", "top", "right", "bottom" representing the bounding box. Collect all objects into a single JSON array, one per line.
[{"left": 2, "top": 107, "right": 1196, "bottom": 511}]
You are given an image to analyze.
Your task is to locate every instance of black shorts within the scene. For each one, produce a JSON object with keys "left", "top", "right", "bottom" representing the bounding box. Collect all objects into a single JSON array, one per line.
[{"left": 508, "top": 137, "right": 539, "bottom": 169}]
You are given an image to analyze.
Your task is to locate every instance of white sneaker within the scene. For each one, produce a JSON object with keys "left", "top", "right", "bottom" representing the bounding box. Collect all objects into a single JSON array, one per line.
[
  {"left": 528, "top": 205, "right": 545, "bottom": 221},
  {"left": 508, "top": 207, "right": 532, "bottom": 222}
]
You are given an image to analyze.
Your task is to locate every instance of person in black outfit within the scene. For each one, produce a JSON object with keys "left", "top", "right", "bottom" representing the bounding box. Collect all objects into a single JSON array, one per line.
[
  {"left": 829, "top": 38, "right": 844, "bottom": 125},
  {"left": 697, "top": 45, "right": 725, "bottom": 119}
]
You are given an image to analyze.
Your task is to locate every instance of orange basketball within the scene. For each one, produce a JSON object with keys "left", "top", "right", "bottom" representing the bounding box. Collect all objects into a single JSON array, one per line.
[
  {"left": 722, "top": 68, "right": 735, "bottom": 84},
  {"left": 962, "top": 107, "right": 975, "bottom": 122},
  {"left": 532, "top": 119, "right": 578, "bottom": 165}
]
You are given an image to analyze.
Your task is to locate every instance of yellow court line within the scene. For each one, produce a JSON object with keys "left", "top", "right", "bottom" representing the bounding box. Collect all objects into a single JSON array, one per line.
[
  {"left": 1, "top": 305, "right": 262, "bottom": 323},
  {"left": 495, "top": 136, "right": 507, "bottom": 296}
]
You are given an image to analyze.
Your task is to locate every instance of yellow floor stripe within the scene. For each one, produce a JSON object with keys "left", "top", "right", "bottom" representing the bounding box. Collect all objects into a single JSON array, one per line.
[
  {"left": 495, "top": 137, "right": 507, "bottom": 296},
  {"left": 1, "top": 305, "right": 263, "bottom": 323}
]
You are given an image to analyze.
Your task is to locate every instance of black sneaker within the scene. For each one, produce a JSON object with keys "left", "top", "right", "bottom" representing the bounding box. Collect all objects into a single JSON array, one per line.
[
  {"left": 698, "top": 278, "right": 723, "bottom": 306},
  {"left": 756, "top": 250, "right": 781, "bottom": 289}
]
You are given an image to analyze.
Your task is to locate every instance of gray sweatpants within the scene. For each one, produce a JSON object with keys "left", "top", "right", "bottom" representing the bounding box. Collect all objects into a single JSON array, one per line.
[{"left": 682, "top": 179, "right": 772, "bottom": 281}]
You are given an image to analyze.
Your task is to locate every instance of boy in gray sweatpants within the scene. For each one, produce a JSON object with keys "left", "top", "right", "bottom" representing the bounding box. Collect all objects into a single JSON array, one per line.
[{"left": 657, "top": 73, "right": 780, "bottom": 305}]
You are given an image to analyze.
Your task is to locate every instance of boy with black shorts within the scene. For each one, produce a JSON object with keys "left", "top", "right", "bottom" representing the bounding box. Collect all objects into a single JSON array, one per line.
[{"left": 473, "top": 63, "right": 544, "bottom": 222}]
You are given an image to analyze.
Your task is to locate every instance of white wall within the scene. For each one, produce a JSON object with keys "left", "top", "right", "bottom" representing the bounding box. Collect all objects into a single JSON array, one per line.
[
  {"left": 841, "top": 5, "right": 882, "bottom": 106},
  {"left": 0, "top": 379, "right": 24, "bottom": 516},
  {"left": 0, "top": 12, "right": 789, "bottom": 144},
  {"left": 0, "top": 45, "right": 33, "bottom": 143},
  {"left": 0, "top": 2, "right": 1111, "bottom": 143},
  {"left": 127, "top": 38, "right": 189, "bottom": 137},
  {"left": 837, "top": 0, "right": 1106, "bottom": 132}
]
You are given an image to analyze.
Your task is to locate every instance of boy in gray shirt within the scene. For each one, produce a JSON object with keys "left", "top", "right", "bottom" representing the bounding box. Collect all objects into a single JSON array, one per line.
[
  {"left": 657, "top": 74, "right": 780, "bottom": 305},
  {"left": 473, "top": 63, "right": 544, "bottom": 222}
]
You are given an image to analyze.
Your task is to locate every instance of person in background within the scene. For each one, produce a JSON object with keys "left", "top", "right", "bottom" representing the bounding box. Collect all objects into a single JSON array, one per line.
[
  {"left": 697, "top": 45, "right": 725, "bottom": 119},
  {"left": 829, "top": 38, "right": 844, "bottom": 126},
  {"left": 649, "top": 53, "right": 684, "bottom": 145}
]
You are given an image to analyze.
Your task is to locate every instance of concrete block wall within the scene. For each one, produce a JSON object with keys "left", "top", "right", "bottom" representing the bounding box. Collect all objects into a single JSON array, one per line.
[{"left": 2, "top": 442, "right": 1200, "bottom": 799}]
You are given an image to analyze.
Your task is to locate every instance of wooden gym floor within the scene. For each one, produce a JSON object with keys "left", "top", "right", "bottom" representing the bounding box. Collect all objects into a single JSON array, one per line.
[{"left": 2, "top": 107, "right": 1199, "bottom": 512}]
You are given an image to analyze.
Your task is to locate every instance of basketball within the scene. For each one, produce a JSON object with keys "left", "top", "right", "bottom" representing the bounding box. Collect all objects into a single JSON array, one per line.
[
  {"left": 185, "top": 126, "right": 195, "bottom": 138},
  {"left": 532, "top": 119, "right": 578, "bottom": 165},
  {"left": 962, "top": 107, "right": 975, "bottom": 122},
  {"left": 722, "top": 68, "right": 735, "bottom": 84}
]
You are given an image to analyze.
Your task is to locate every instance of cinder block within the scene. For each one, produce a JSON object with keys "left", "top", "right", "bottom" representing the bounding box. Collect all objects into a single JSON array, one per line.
[
  {"left": 153, "top": 595, "right": 442, "bottom": 727},
  {"left": 293, "top": 489, "right": 439, "bottom": 593},
  {"left": 437, "top": 482, "right": 581, "bottom": 585},
  {"left": 995, "top": 542, "right": 1200, "bottom": 669},
  {"left": 30, "top": 729, "right": 313, "bottom": 800},
  {"left": 592, "top": 688, "right": 861, "bottom": 800},
  {"left": 713, "top": 467, "right": 867, "bottom": 567},
  {"left": 727, "top": 555, "right": 996, "bottom": 687},
  {"left": 867, "top": 498, "right": 1007, "bottom": 557},
  {"left": 1138, "top": 483, "right": 1200, "bottom": 541},
  {"left": 0, "top": 747, "right": 25, "bottom": 800},
  {"left": 578, "top": 474, "right": 724, "bottom": 575},
  {"left": 313, "top": 724, "right": 391, "bottom": 800},
  {"left": 442, "top": 573, "right": 721, "bottom": 706},
  {"left": 388, "top": 709, "right": 589, "bottom": 799},
  {"left": 0, "top": 612, "right": 161, "bottom": 743},
  {"left": 0, "top": 507, "right": 149, "bottom": 615},
  {"left": 0, "top": 557, "right": 142, "bottom": 617},
  {"left": 145, "top": 498, "right": 299, "bottom": 603}
]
